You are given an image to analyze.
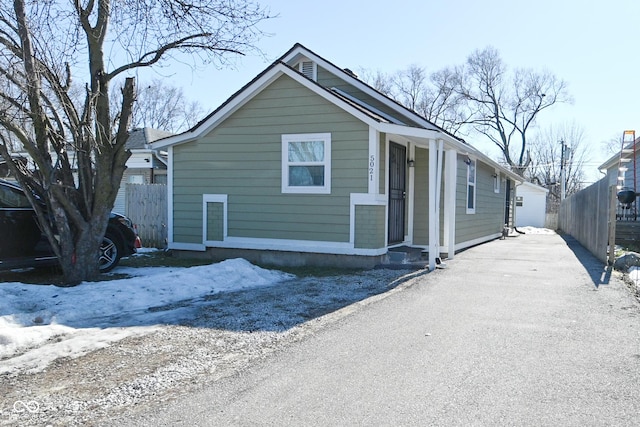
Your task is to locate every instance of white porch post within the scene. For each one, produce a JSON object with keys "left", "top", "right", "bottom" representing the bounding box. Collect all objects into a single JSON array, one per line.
[
  {"left": 407, "top": 142, "right": 415, "bottom": 242},
  {"left": 434, "top": 139, "right": 444, "bottom": 258},
  {"left": 443, "top": 149, "right": 457, "bottom": 259},
  {"left": 428, "top": 139, "right": 437, "bottom": 270}
]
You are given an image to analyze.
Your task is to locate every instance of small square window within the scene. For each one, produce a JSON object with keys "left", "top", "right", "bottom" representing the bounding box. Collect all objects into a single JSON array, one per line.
[{"left": 282, "top": 133, "right": 331, "bottom": 194}]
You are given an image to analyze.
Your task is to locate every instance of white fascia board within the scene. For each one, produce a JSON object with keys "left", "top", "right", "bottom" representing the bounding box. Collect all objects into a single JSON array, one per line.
[
  {"left": 599, "top": 153, "right": 624, "bottom": 171},
  {"left": 478, "top": 156, "right": 522, "bottom": 183},
  {"left": 375, "top": 123, "right": 442, "bottom": 141},
  {"left": 204, "top": 236, "right": 386, "bottom": 257},
  {"left": 454, "top": 233, "right": 502, "bottom": 252},
  {"left": 377, "top": 122, "right": 521, "bottom": 183},
  {"left": 376, "top": 123, "right": 469, "bottom": 155},
  {"left": 518, "top": 181, "right": 550, "bottom": 194},
  {"left": 169, "top": 242, "right": 206, "bottom": 252}
]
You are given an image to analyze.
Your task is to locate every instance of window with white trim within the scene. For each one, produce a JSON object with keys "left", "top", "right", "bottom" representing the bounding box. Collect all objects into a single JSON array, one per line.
[
  {"left": 493, "top": 170, "right": 500, "bottom": 193},
  {"left": 466, "top": 159, "right": 476, "bottom": 214},
  {"left": 282, "top": 133, "right": 331, "bottom": 194}
]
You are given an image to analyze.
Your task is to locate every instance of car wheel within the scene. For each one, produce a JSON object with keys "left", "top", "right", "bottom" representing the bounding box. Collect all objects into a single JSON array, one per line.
[{"left": 99, "top": 232, "right": 122, "bottom": 273}]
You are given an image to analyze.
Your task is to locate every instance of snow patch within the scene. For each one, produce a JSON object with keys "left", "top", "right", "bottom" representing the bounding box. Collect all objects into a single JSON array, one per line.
[
  {"left": 518, "top": 226, "right": 556, "bottom": 235},
  {"left": 0, "top": 258, "right": 293, "bottom": 374}
]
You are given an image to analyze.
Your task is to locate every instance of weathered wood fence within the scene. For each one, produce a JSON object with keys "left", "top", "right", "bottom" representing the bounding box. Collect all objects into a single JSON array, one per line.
[
  {"left": 558, "top": 178, "right": 615, "bottom": 263},
  {"left": 125, "top": 183, "right": 167, "bottom": 249}
]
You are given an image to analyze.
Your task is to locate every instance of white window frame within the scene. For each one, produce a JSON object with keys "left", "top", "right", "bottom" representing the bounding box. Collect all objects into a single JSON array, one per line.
[
  {"left": 466, "top": 158, "right": 476, "bottom": 214},
  {"left": 282, "top": 133, "right": 331, "bottom": 194},
  {"left": 493, "top": 170, "right": 500, "bottom": 193}
]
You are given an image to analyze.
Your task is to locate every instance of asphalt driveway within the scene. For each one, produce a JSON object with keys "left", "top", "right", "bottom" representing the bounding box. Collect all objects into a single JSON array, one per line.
[{"left": 124, "top": 233, "right": 640, "bottom": 426}]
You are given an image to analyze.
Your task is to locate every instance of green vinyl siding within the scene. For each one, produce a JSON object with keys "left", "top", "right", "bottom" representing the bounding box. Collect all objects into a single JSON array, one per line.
[
  {"left": 172, "top": 74, "right": 369, "bottom": 244},
  {"left": 354, "top": 205, "right": 386, "bottom": 249},
  {"left": 316, "top": 67, "right": 424, "bottom": 128},
  {"left": 455, "top": 156, "right": 505, "bottom": 244},
  {"left": 413, "top": 147, "right": 430, "bottom": 245}
]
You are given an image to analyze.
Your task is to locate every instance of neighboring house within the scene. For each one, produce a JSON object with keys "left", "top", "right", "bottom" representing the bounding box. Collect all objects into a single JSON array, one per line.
[
  {"left": 112, "top": 127, "right": 171, "bottom": 214},
  {"left": 599, "top": 135, "right": 640, "bottom": 192},
  {"left": 152, "top": 43, "right": 522, "bottom": 270},
  {"left": 515, "top": 182, "right": 548, "bottom": 228},
  {"left": 0, "top": 155, "right": 27, "bottom": 180},
  {"left": 2, "top": 128, "right": 170, "bottom": 215}
]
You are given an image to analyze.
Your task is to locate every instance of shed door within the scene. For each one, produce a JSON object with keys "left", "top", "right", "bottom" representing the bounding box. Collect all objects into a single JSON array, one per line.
[{"left": 388, "top": 142, "right": 406, "bottom": 244}]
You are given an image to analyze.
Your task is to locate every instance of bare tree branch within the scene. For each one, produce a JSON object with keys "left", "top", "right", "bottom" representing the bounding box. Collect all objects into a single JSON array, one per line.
[{"left": 0, "top": 0, "right": 272, "bottom": 284}]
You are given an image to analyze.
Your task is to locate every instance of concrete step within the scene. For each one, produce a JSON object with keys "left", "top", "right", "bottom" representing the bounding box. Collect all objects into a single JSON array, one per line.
[{"left": 379, "top": 246, "right": 429, "bottom": 269}]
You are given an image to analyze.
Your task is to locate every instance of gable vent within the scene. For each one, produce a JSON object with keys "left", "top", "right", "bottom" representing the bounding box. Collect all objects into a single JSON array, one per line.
[{"left": 299, "top": 61, "right": 316, "bottom": 81}]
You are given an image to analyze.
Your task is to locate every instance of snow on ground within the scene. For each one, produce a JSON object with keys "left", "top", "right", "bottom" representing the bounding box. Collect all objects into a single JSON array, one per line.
[
  {"left": 517, "top": 226, "right": 557, "bottom": 235},
  {"left": 0, "top": 258, "right": 293, "bottom": 375},
  {"left": 629, "top": 266, "right": 640, "bottom": 287},
  {"left": 0, "top": 230, "right": 556, "bottom": 375}
]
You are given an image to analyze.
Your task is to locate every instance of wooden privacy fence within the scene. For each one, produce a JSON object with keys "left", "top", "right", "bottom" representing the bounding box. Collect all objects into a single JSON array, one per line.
[
  {"left": 558, "top": 178, "right": 616, "bottom": 263},
  {"left": 125, "top": 183, "right": 167, "bottom": 249}
]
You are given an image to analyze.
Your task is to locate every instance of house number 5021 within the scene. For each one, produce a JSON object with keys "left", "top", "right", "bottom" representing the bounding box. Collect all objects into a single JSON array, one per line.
[{"left": 369, "top": 155, "right": 375, "bottom": 181}]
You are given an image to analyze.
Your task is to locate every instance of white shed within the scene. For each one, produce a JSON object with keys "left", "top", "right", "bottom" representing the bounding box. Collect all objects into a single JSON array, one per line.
[{"left": 515, "top": 182, "right": 548, "bottom": 228}]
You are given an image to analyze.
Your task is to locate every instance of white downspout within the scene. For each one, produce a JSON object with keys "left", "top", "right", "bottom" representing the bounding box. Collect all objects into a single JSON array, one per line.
[
  {"left": 428, "top": 140, "right": 437, "bottom": 270},
  {"left": 434, "top": 139, "right": 444, "bottom": 263},
  {"left": 407, "top": 142, "right": 415, "bottom": 243},
  {"left": 443, "top": 149, "right": 457, "bottom": 259}
]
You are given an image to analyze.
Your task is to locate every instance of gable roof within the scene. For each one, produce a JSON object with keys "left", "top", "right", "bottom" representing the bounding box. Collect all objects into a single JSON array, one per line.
[
  {"left": 279, "top": 43, "right": 443, "bottom": 132},
  {"left": 126, "top": 127, "right": 174, "bottom": 150},
  {"left": 150, "top": 43, "right": 521, "bottom": 182},
  {"left": 151, "top": 58, "right": 447, "bottom": 150},
  {"left": 517, "top": 181, "right": 549, "bottom": 194},
  {"left": 152, "top": 45, "right": 461, "bottom": 147}
]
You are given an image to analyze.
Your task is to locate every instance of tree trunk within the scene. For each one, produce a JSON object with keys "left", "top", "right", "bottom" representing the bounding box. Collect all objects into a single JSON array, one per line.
[{"left": 57, "top": 214, "right": 109, "bottom": 285}]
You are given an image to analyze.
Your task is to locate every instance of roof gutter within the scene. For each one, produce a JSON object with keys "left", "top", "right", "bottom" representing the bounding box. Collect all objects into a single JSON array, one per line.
[{"left": 375, "top": 123, "right": 522, "bottom": 183}]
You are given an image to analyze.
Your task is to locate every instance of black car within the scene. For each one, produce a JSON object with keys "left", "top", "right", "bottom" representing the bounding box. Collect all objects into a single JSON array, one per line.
[{"left": 0, "top": 179, "right": 138, "bottom": 272}]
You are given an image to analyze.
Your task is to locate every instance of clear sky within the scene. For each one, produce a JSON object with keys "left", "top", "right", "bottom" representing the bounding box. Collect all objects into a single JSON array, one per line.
[{"left": 139, "top": 0, "right": 640, "bottom": 183}]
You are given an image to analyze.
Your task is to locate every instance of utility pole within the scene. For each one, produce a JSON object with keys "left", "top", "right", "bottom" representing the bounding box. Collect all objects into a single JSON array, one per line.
[{"left": 560, "top": 139, "right": 566, "bottom": 200}]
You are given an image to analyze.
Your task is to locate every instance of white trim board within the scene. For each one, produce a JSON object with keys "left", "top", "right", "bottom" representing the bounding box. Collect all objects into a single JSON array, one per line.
[
  {"left": 453, "top": 233, "right": 502, "bottom": 252},
  {"left": 201, "top": 236, "right": 386, "bottom": 257}
]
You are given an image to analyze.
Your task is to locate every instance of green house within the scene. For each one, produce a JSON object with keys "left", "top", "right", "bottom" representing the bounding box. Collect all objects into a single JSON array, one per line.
[{"left": 152, "top": 44, "right": 521, "bottom": 270}]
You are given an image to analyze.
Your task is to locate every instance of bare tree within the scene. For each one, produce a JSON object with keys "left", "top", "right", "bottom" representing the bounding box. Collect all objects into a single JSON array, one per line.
[
  {"left": 417, "top": 67, "right": 469, "bottom": 135},
  {"left": 0, "top": 0, "right": 271, "bottom": 284},
  {"left": 357, "top": 68, "right": 394, "bottom": 97},
  {"left": 392, "top": 65, "right": 427, "bottom": 112},
  {"left": 359, "top": 65, "right": 468, "bottom": 134},
  {"left": 111, "top": 79, "right": 205, "bottom": 133},
  {"left": 456, "top": 47, "right": 572, "bottom": 176},
  {"left": 527, "top": 122, "right": 588, "bottom": 212},
  {"left": 601, "top": 132, "right": 625, "bottom": 157}
]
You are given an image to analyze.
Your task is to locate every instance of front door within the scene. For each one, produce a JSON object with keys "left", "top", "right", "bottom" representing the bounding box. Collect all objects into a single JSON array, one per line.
[{"left": 388, "top": 142, "right": 406, "bottom": 244}]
